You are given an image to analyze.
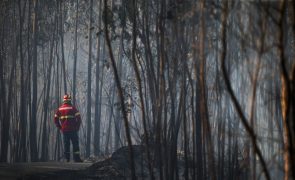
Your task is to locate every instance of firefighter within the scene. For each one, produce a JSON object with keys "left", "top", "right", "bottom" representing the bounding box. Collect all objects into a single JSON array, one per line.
[{"left": 54, "top": 94, "right": 83, "bottom": 162}]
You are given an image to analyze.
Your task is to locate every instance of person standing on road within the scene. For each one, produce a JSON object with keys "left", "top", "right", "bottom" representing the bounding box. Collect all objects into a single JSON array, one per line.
[{"left": 54, "top": 94, "right": 83, "bottom": 162}]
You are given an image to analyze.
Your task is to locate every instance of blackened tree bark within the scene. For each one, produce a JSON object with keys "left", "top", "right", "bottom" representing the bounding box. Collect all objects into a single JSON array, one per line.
[
  {"left": 86, "top": 0, "right": 93, "bottom": 158},
  {"left": 198, "top": 1, "right": 216, "bottom": 179},
  {"left": 54, "top": 31, "right": 62, "bottom": 160},
  {"left": 59, "top": 1, "right": 67, "bottom": 94},
  {"left": 72, "top": 0, "right": 78, "bottom": 105},
  {"left": 94, "top": 0, "right": 102, "bottom": 156},
  {"left": 192, "top": 19, "right": 204, "bottom": 180},
  {"left": 26, "top": 0, "right": 34, "bottom": 162},
  {"left": 0, "top": 8, "right": 15, "bottom": 162},
  {"left": 113, "top": 30, "right": 123, "bottom": 151},
  {"left": 17, "top": 0, "right": 29, "bottom": 162},
  {"left": 41, "top": 23, "right": 55, "bottom": 161},
  {"left": 30, "top": 0, "right": 39, "bottom": 162},
  {"left": 0, "top": 7, "right": 6, "bottom": 162},
  {"left": 182, "top": 77, "right": 189, "bottom": 180},
  {"left": 278, "top": 1, "right": 295, "bottom": 179},
  {"left": 154, "top": 1, "right": 166, "bottom": 179}
]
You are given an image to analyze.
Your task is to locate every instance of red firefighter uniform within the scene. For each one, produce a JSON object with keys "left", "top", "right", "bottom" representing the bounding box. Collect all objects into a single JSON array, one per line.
[
  {"left": 54, "top": 103, "right": 81, "bottom": 132},
  {"left": 54, "top": 94, "right": 82, "bottom": 162}
]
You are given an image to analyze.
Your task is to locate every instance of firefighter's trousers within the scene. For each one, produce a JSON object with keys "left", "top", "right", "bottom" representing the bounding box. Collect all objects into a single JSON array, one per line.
[{"left": 63, "top": 131, "right": 81, "bottom": 162}]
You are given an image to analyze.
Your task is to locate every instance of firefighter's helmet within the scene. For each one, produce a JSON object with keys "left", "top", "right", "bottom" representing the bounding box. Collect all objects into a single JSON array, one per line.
[{"left": 63, "top": 94, "right": 72, "bottom": 103}]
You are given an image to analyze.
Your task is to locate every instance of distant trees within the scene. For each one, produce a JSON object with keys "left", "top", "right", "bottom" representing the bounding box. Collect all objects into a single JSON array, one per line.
[{"left": 0, "top": 0, "right": 294, "bottom": 180}]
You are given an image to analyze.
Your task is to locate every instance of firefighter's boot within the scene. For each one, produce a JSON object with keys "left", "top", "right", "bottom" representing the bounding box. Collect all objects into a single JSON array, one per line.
[{"left": 74, "top": 154, "right": 83, "bottom": 162}]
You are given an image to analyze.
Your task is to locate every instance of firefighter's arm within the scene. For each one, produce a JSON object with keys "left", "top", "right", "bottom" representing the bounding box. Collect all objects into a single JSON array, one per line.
[{"left": 54, "top": 111, "right": 61, "bottom": 129}]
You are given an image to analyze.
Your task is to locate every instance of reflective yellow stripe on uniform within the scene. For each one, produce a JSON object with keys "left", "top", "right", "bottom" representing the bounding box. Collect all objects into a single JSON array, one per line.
[
  {"left": 60, "top": 115, "right": 75, "bottom": 119},
  {"left": 74, "top": 151, "right": 80, "bottom": 154},
  {"left": 59, "top": 107, "right": 73, "bottom": 110},
  {"left": 75, "top": 112, "right": 80, "bottom": 116}
]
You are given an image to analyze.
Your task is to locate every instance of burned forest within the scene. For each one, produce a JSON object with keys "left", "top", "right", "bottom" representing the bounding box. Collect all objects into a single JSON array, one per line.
[{"left": 0, "top": 0, "right": 295, "bottom": 180}]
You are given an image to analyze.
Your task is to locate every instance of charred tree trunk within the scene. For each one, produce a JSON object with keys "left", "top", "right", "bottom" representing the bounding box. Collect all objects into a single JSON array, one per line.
[
  {"left": 278, "top": 1, "right": 295, "bottom": 179},
  {"left": 0, "top": 8, "right": 7, "bottom": 162},
  {"left": 18, "top": 0, "right": 28, "bottom": 162},
  {"left": 0, "top": 13, "right": 15, "bottom": 162},
  {"left": 198, "top": 1, "right": 216, "bottom": 179},
  {"left": 72, "top": 0, "right": 78, "bottom": 105},
  {"left": 192, "top": 20, "right": 204, "bottom": 180},
  {"left": 94, "top": 0, "right": 102, "bottom": 156},
  {"left": 40, "top": 29, "right": 55, "bottom": 161},
  {"left": 86, "top": 0, "right": 93, "bottom": 158},
  {"left": 30, "top": 0, "right": 39, "bottom": 162},
  {"left": 40, "top": 11, "right": 57, "bottom": 160},
  {"left": 59, "top": 1, "right": 67, "bottom": 94}
]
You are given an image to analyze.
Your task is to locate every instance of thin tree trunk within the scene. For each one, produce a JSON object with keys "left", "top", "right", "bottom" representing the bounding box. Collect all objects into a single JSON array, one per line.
[
  {"left": 54, "top": 31, "right": 62, "bottom": 160},
  {"left": 26, "top": 0, "right": 34, "bottom": 162},
  {"left": 0, "top": 9, "right": 7, "bottom": 162},
  {"left": 278, "top": 1, "right": 295, "bottom": 179},
  {"left": 86, "top": 0, "right": 93, "bottom": 158},
  {"left": 72, "top": 0, "right": 78, "bottom": 105},
  {"left": 59, "top": 1, "right": 67, "bottom": 94},
  {"left": 17, "top": 0, "right": 28, "bottom": 162},
  {"left": 193, "top": 20, "right": 204, "bottom": 180},
  {"left": 94, "top": 0, "right": 102, "bottom": 156},
  {"left": 41, "top": 33, "right": 54, "bottom": 161},
  {"left": 30, "top": 0, "right": 39, "bottom": 162},
  {"left": 154, "top": 1, "right": 166, "bottom": 179},
  {"left": 0, "top": 19, "right": 15, "bottom": 162},
  {"left": 105, "top": 85, "right": 115, "bottom": 154},
  {"left": 198, "top": 1, "right": 216, "bottom": 179},
  {"left": 113, "top": 31, "right": 124, "bottom": 149}
]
